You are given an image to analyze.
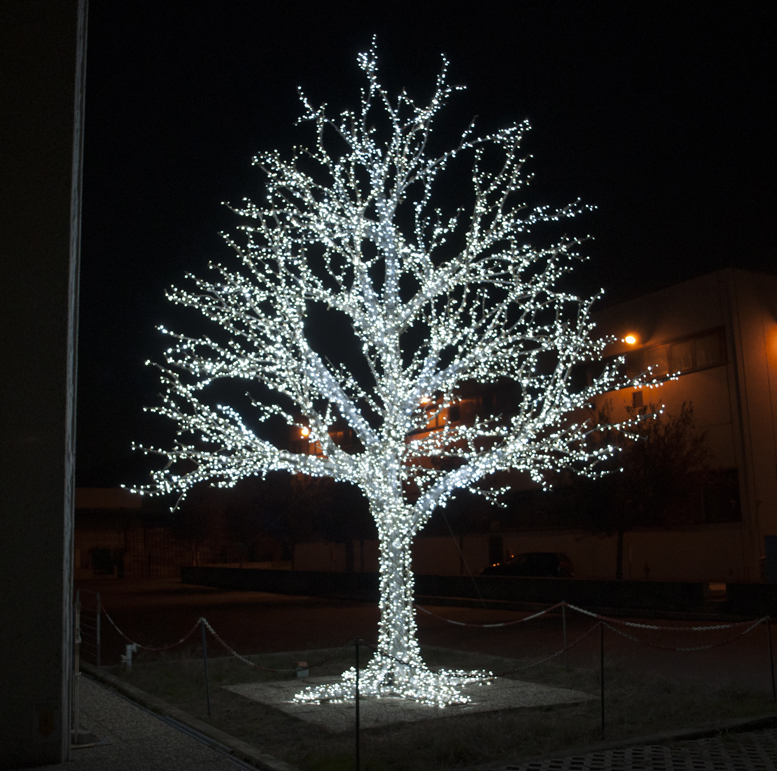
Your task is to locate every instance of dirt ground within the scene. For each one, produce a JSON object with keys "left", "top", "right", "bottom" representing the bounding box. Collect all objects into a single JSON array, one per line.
[{"left": 74, "top": 576, "right": 776, "bottom": 693}]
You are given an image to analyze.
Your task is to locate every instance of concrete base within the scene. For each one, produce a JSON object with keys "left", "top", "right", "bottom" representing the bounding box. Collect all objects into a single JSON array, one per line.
[{"left": 225, "top": 676, "right": 595, "bottom": 733}]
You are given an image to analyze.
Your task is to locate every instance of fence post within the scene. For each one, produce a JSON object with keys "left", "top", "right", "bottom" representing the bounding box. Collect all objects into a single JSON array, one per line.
[
  {"left": 599, "top": 622, "right": 605, "bottom": 740},
  {"left": 201, "top": 619, "right": 211, "bottom": 718},
  {"left": 767, "top": 617, "right": 775, "bottom": 702},
  {"left": 562, "top": 602, "right": 568, "bottom": 672},
  {"left": 96, "top": 592, "right": 101, "bottom": 668},
  {"left": 355, "top": 637, "right": 361, "bottom": 771}
]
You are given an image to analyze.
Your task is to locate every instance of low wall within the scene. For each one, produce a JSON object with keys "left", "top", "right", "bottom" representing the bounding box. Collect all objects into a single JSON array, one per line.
[
  {"left": 415, "top": 574, "right": 707, "bottom": 612},
  {"left": 182, "top": 566, "right": 716, "bottom": 612},
  {"left": 723, "top": 583, "right": 777, "bottom": 616},
  {"left": 182, "top": 566, "right": 380, "bottom": 601}
]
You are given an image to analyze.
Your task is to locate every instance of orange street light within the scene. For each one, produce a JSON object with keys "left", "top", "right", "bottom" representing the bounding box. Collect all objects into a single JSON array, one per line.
[
  {"left": 300, "top": 426, "right": 310, "bottom": 437},
  {"left": 624, "top": 334, "right": 638, "bottom": 345}
]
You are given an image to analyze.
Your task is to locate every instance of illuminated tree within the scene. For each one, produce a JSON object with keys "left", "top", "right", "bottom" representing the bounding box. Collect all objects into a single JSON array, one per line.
[{"left": 136, "top": 44, "right": 627, "bottom": 706}]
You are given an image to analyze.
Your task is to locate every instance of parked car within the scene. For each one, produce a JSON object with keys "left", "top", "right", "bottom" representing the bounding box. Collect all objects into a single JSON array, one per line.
[{"left": 481, "top": 552, "right": 574, "bottom": 577}]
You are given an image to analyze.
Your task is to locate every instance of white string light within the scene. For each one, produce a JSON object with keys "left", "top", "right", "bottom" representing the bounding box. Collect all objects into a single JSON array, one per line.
[{"left": 133, "top": 40, "right": 633, "bottom": 706}]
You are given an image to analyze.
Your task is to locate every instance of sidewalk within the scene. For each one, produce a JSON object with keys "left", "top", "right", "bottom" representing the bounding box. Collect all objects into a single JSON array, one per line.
[
  {"left": 8, "top": 676, "right": 297, "bottom": 771},
  {"left": 476, "top": 721, "right": 777, "bottom": 770}
]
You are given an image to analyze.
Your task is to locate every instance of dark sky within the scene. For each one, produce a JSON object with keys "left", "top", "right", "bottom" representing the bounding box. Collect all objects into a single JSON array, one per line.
[{"left": 77, "top": 1, "right": 776, "bottom": 484}]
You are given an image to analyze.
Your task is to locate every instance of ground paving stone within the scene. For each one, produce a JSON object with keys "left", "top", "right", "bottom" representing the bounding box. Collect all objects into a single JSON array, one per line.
[
  {"left": 483, "top": 728, "right": 777, "bottom": 770},
  {"left": 225, "top": 674, "right": 595, "bottom": 732},
  {"left": 6, "top": 677, "right": 254, "bottom": 771}
]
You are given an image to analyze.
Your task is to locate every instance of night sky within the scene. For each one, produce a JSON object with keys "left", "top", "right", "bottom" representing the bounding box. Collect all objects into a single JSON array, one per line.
[{"left": 77, "top": 1, "right": 776, "bottom": 485}]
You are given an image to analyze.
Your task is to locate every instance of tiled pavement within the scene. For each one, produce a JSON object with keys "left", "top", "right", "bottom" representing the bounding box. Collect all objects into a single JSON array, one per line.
[
  {"left": 485, "top": 729, "right": 777, "bottom": 770},
  {"left": 9, "top": 677, "right": 272, "bottom": 771}
]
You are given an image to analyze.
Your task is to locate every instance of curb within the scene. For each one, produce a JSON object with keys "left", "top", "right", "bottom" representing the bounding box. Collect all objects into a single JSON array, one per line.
[
  {"left": 467, "top": 712, "right": 777, "bottom": 770},
  {"left": 81, "top": 662, "right": 301, "bottom": 771}
]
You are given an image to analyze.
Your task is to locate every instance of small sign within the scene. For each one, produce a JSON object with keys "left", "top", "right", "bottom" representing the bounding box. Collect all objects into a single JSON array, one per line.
[
  {"left": 296, "top": 661, "right": 309, "bottom": 678},
  {"left": 34, "top": 701, "right": 59, "bottom": 743}
]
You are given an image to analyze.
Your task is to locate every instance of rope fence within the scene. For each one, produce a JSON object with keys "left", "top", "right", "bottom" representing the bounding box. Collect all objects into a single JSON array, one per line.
[
  {"left": 83, "top": 595, "right": 772, "bottom": 679},
  {"left": 75, "top": 592, "right": 777, "bottom": 755}
]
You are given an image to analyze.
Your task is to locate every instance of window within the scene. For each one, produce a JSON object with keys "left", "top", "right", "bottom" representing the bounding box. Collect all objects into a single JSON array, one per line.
[
  {"left": 668, "top": 339, "right": 694, "bottom": 373},
  {"left": 624, "top": 328, "right": 725, "bottom": 381},
  {"left": 694, "top": 332, "right": 723, "bottom": 368}
]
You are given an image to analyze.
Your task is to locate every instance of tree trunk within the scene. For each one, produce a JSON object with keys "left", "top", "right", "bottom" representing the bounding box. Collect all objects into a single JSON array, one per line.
[
  {"left": 292, "top": 504, "right": 488, "bottom": 705},
  {"left": 615, "top": 528, "right": 624, "bottom": 580},
  {"left": 374, "top": 519, "right": 424, "bottom": 679}
]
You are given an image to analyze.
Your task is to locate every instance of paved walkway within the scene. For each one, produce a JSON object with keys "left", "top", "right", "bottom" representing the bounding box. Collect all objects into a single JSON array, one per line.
[
  {"left": 11, "top": 677, "right": 269, "bottom": 771},
  {"left": 482, "top": 729, "right": 777, "bottom": 770}
]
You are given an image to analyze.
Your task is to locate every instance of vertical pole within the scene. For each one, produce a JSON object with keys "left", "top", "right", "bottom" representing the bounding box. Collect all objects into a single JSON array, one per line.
[
  {"left": 96, "top": 592, "right": 101, "bottom": 668},
  {"left": 562, "top": 602, "right": 569, "bottom": 672},
  {"left": 355, "top": 637, "right": 361, "bottom": 771},
  {"left": 599, "top": 622, "right": 605, "bottom": 740},
  {"left": 73, "top": 593, "right": 81, "bottom": 743},
  {"left": 767, "top": 618, "right": 776, "bottom": 702},
  {"left": 200, "top": 619, "right": 211, "bottom": 718}
]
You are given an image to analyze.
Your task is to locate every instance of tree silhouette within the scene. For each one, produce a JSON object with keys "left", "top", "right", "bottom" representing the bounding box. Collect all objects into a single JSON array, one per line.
[{"left": 564, "top": 401, "right": 710, "bottom": 579}]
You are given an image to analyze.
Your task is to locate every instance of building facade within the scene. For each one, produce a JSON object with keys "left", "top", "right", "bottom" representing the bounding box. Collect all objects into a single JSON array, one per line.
[{"left": 293, "top": 269, "right": 777, "bottom": 583}]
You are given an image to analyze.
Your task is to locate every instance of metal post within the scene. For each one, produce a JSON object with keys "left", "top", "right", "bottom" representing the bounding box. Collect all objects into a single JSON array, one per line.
[
  {"left": 562, "top": 602, "right": 569, "bottom": 672},
  {"left": 201, "top": 619, "right": 211, "bottom": 717},
  {"left": 73, "top": 592, "right": 81, "bottom": 743},
  {"left": 767, "top": 618, "right": 776, "bottom": 702},
  {"left": 599, "top": 622, "right": 605, "bottom": 740},
  {"left": 355, "top": 637, "right": 361, "bottom": 771},
  {"left": 96, "top": 592, "right": 101, "bottom": 668}
]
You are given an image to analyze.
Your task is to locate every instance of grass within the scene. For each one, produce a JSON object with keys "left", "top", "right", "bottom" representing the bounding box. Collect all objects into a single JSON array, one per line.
[{"left": 111, "top": 644, "right": 774, "bottom": 771}]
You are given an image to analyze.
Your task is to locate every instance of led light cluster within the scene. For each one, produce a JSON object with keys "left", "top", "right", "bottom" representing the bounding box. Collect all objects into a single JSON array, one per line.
[{"left": 133, "top": 41, "right": 638, "bottom": 706}]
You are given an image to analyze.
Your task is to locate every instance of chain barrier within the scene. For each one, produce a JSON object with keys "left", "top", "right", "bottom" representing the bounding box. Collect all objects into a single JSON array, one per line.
[
  {"left": 414, "top": 601, "right": 565, "bottom": 628},
  {"left": 490, "top": 621, "right": 602, "bottom": 677},
  {"left": 102, "top": 608, "right": 202, "bottom": 651},
  {"left": 360, "top": 621, "right": 602, "bottom": 682},
  {"left": 601, "top": 617, "right": 768, "bottom": 652},
  {"left": 564, "top": 602, "right": 761, "bottom": 632},
  {"left": 101, "top": 608, "right": 353, "bottom": 673},
  {"left": 199, "top": 617, "right": 352, "bottom": 673},
  {"left": 96, "top": 598, "right": 772, "bottom": 675}
]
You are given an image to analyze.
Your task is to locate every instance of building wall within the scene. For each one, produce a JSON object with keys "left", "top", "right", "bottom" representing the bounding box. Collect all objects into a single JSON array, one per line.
[
  {"left": 590, "top": 269, "right": 777, "bottom": 582},
  {"left": 0, "top": 2, "right": 87, "bottom": 766}
]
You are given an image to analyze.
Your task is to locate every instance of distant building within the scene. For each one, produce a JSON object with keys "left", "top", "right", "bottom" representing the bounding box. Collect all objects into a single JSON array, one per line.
[
  {"left": 292, "top": 269, "right": 777, "bottom": 583},
  {"left": 579, "top": 268, "right": 777, "bottom": 582}
]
